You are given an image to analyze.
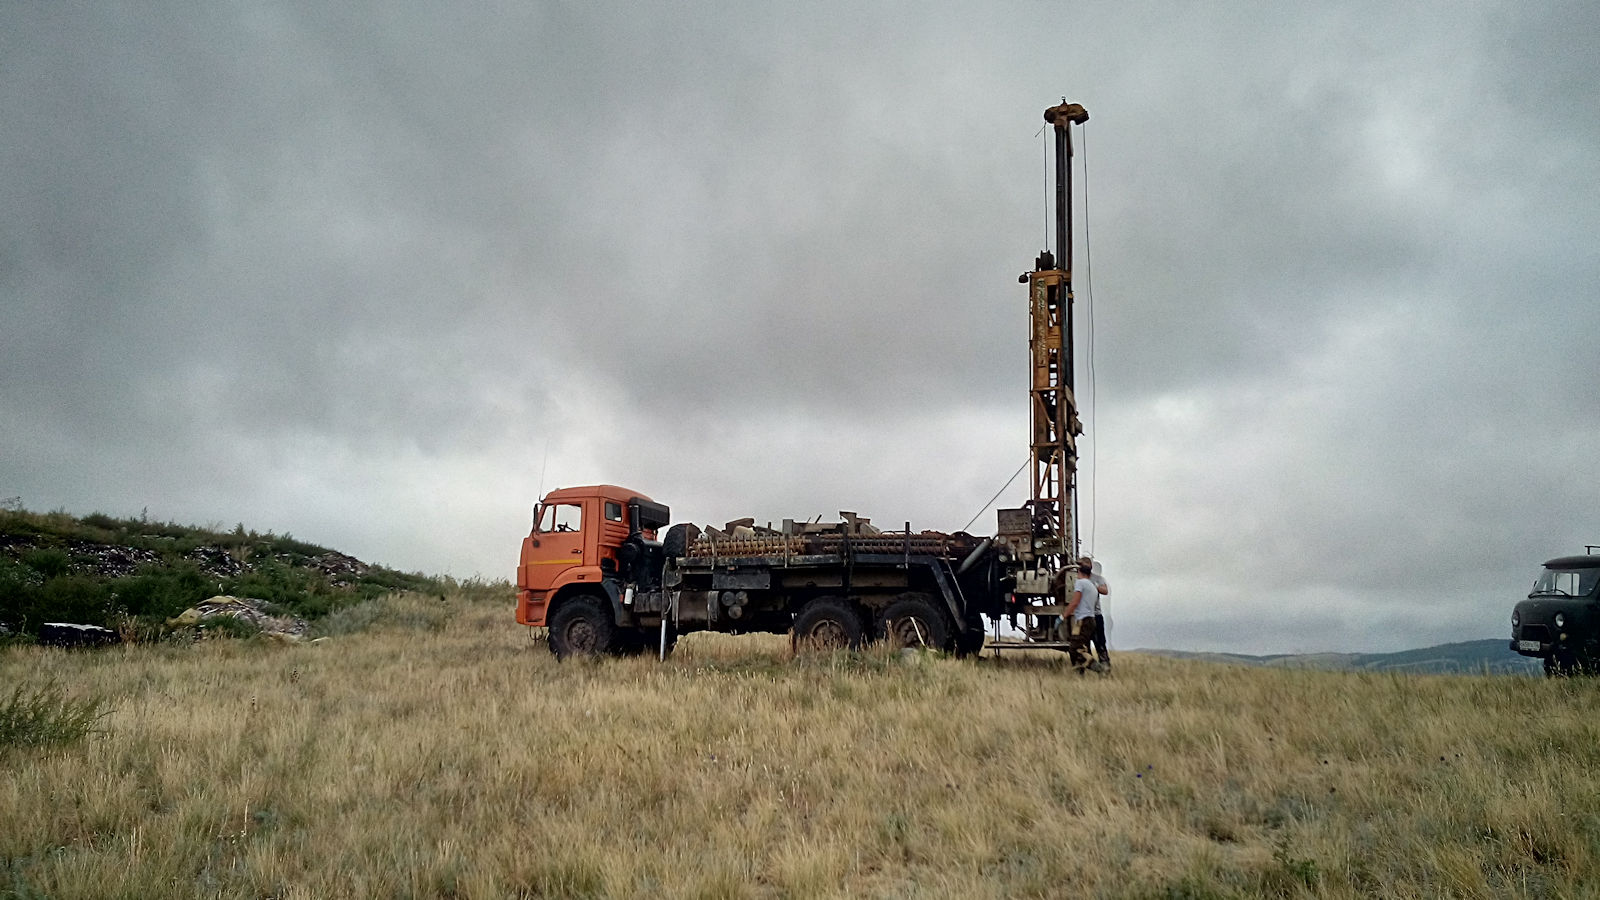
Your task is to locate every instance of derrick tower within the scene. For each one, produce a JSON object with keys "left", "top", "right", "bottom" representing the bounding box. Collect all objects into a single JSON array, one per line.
[{"left": 1023, "top": 100, "right": 1088, "bottom": 566}]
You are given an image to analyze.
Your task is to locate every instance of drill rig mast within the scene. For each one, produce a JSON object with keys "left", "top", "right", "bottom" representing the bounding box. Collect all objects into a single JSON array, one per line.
[{"left": 1025, "top": 100, "right": 1089, "bottom": 567}]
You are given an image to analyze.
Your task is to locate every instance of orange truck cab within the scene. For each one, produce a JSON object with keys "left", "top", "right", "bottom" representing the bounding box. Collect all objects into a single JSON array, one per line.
[{"left": 515, "top": 485, "right": 669, "bottom": 629}]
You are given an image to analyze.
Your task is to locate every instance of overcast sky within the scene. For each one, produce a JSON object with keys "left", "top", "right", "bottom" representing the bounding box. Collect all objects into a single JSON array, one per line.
[{"left": 3, "top": 1, "right": 1596, "bottom": 653}]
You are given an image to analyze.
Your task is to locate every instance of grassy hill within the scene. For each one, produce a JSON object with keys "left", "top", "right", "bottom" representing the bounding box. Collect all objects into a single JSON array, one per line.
[
  {"left": 0, "top": 504, "right": 447, "bottom": 637},
  {"left": 1140, "top": 639, "right": 1539, "bottom": 675},
  {"left": 4, "top": 597, "right": 1598, "bottom": 897}
]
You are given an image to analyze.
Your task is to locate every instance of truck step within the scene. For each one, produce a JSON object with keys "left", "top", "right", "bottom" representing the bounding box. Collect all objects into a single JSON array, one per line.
[{"left": 984, "top": 639, "right": 1076, "bottom": 651}]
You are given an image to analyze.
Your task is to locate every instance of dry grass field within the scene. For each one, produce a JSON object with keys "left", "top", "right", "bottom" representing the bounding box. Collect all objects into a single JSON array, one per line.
[{"left": 3, "top": 588, "right": 1598, "bottom": 899}]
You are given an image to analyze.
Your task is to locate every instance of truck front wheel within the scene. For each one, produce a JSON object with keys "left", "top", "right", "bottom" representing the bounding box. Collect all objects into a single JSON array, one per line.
[
  {"left": 792, "top": 598, "right": 863, "bottom": 655},
  {"left": 548, "top": 595, "right": 615, "bottom": 660}
]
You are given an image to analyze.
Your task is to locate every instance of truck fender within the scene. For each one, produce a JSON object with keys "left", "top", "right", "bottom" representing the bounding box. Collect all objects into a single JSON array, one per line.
[
  {"left": 547, "top": 569, "right": 628, "bottom": 626},
  {"left": 925, "top": 559, "right": 969, "bottom": 629},
  {"left": 598, "top": 578, "right": 627, "bottom": 625}
]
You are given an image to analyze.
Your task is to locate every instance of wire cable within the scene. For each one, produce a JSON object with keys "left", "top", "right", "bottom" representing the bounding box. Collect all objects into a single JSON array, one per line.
[
  {"left": 963, "top": 457, "right": 1030, "bottom": 533},
  {"left": 1039, "top": 125, "right": 1050, "bottom": 253}
]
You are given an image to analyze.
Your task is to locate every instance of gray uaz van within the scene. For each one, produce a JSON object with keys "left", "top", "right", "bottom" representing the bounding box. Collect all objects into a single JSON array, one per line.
[{"left": 1512, "top": 551, "right": 1600, "bottom": 676}]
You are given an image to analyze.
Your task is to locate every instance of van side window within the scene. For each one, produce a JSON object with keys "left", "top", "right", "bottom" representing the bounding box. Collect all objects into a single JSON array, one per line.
[
  {"left": 536, "top": 503, "right": 583, "bottom": 533},
  {"left": 604, "top": 501, "right": 623, "bottom": 523}
]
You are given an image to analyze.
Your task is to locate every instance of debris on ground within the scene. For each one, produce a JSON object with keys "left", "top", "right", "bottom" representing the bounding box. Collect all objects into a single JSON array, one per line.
[
  {"left": 183, "top": 545, "right": 247, "bottom": 578},
  {"left": 39, "top": 622, "right": 121, "bottom": 648},
  {"left": 167, "top": 596, "right": 309, "bottom": 640},
  {"left": 306, "top": 551, "right": 369, "bottom": 586}
]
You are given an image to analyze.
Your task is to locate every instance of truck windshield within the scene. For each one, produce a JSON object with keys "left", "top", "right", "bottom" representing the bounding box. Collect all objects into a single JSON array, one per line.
[
  {"left": 1531, "top": 568, "right": 1600, "bottom": 598},
  {"left": 536, "top": 503, "right": 583, "bottom": 533}
]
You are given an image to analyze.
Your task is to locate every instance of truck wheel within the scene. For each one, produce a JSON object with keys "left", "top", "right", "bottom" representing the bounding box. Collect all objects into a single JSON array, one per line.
[
  {"left": 548, "top": 595, "right": 615, "bottom": 660},
  {"left": 883, "top": 594, "right": 951, "bottom": 651},
  {"left": 954, "top": 625, "right": 986, "bottom": 658},
  {"left": 614, "top": 626, "right": 678, "bottom": 658},
  {"left": 792, "top": 598, "right": 863, "bottom": 654}
]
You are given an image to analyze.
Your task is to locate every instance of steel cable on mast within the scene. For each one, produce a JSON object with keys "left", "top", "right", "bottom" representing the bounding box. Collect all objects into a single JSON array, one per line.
[
  {"left": 1080, "top": 123, "right": 1097, "bottom": 553},
  {"left": 962, "top": 458, "right": 1030, "bottom": 534},
  {"left": 1039, "top": 124, "right": 1051, "bottom": 252}
]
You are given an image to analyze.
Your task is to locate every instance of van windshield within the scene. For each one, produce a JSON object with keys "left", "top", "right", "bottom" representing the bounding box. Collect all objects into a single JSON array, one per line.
[{"left": 1531, "top": 568, "right": 1600, "bottom": 598}]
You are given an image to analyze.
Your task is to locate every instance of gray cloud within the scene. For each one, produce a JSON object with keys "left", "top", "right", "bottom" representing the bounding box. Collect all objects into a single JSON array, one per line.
[{"left": 2, "top": 0, "right": 1595, "bottom": 652}]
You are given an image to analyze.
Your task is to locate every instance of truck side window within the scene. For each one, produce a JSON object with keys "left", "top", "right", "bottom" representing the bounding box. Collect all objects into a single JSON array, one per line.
[
  {"left": 537, "top": 503, "right": 583, "bottom": 533},
  {"left": 604, "top": 501, "right": 623, "bottom": 523}
]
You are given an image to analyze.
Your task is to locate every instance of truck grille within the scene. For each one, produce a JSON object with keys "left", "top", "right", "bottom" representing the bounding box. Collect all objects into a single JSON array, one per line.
[{"left": 1519, "top": 624, "right": 1551, "bottom": 642}]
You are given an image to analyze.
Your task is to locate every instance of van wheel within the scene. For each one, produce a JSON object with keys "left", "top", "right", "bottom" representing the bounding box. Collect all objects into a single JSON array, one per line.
[
  {"left": 883, "top": 594, "right": 951, "bottom": 651},
  {"left": 1545, "top": 651, "right": 1579, "bottom": 677},
  {"left": 791, "top": 598, "right": 863, "bottom": 654},
  {"left": 548, "top": 595, "right": 614, "bottom": 660}
]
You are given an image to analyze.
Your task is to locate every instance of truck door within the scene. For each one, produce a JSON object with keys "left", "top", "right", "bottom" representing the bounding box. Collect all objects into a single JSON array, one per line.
[{"left": 523, "top": 500, "right": 586, "bottom": 593}]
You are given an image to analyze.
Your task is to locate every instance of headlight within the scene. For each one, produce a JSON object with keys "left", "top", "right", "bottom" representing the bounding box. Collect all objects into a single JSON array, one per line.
[
  {"left": 1555, "top": 613, "right": 1567, "bottom": 628},
  {"left": 1512, "top": 610, "right": 1521, "bottom": 628}
]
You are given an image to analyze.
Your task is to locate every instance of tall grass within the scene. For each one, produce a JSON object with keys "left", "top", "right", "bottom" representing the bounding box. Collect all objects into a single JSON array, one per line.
[
  {"left": 0, "top": 682, "right": 108, "bottom": 751},
  {"left": 2, "top": 588, "right": 1597, "bottom": 897}
]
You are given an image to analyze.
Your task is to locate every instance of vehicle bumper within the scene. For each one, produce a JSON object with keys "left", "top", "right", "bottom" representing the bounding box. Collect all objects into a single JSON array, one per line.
[
  {"left": 517, "top": 589, "right": 549, "bottom": 627},
  {"left": 1510, "top": 638, "right": 1548, "bottom": 658}
]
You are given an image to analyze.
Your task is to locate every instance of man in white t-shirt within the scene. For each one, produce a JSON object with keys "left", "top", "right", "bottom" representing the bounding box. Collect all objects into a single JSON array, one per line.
[
  {"left": 1080, "top": 556, "right": 1111, "bottom": 671},
  {"left": 1063, "top": 562, "right": 1101, "bottom": 672}
]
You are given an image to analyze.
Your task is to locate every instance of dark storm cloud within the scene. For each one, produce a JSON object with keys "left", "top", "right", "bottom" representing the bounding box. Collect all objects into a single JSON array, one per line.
[{"left": 2, "top": 0, "right": 1596, "bottom": 651}]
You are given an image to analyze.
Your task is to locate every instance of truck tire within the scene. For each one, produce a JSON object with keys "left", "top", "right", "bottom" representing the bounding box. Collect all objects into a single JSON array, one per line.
[
  {"left": 953, "top": 615, "right": 987, "bottom": 658},
  {"left": 615, "top": 625, "right": 678, "bottom": 659},
  {"left": 791, "top": 597, "right": 864, "bottom": 654},
  {"left": 882, "top": 594, "right": 951, "bottom": 651},
  {"left": 548, "top": 595, "right": 615, "bottom": 660}
]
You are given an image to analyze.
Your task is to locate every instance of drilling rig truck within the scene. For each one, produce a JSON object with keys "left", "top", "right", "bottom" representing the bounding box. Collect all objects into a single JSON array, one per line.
[{"left": 516, "top": 100, "right": 1096, "bottom": 659}]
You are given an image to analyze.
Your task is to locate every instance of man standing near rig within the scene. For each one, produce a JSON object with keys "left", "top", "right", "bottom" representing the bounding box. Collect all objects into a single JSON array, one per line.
[
  {"left": 1080, "top": 556, "right": 1111, "bottom": 672},
  {"left": 1063, "top": 561, "right": 1101, "bottom": 672}
]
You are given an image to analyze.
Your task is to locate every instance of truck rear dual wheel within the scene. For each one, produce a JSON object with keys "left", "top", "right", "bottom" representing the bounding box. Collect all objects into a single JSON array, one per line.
[
  {"left": 614, "top": 625, "right": 678, "bottom": 659},
  {"left": 792, "top": 597, "right": 864, "bottom": 654},
  {"left": 882, "top": 594, "right": 951, "bottom": 651},
  {"left": 953, "top": 620, "right": 986, "bottom": 658}
]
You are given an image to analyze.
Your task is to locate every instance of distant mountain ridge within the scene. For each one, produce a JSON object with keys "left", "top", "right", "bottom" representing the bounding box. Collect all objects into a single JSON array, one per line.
[{"left": 1137, "top": 639, "right": 1539, "bottom": 675}]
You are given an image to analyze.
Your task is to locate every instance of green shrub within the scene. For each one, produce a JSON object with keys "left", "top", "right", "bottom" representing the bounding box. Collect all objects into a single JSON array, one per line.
[
  {"left": 79, "top": 512, "right": 124, "bottom": 531},
  {"left": 115, "top": 566, "right": 212, "bottom": 619},
  {"left": 21, "top": 548, "right": 70, "bottom": 578},
  {"left": 225, "top": 563, "right": 321, "bottom": 611},
  {"left": 0, "top": 682, "right": 109, "bottom": 751},
  {"left": 355, "top": 568, "right": 438, "bottom": 599},
  {"left": 262, "top": 532, "right": 332, "bottom": 558},
  {"left": 34, "top": 576, "right": 113, "bottom": 626},
  {"left": 0, "top": 572, "right": 32, "bottom": 632}
]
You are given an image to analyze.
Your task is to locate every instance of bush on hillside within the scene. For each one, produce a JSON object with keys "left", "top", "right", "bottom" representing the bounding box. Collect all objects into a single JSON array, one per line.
[
  {"left": 115, "top": 566, "right": 213, "bottom": 619},
  {"left": 0, "top": 505, "right": 456, "bottom": 635}
]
